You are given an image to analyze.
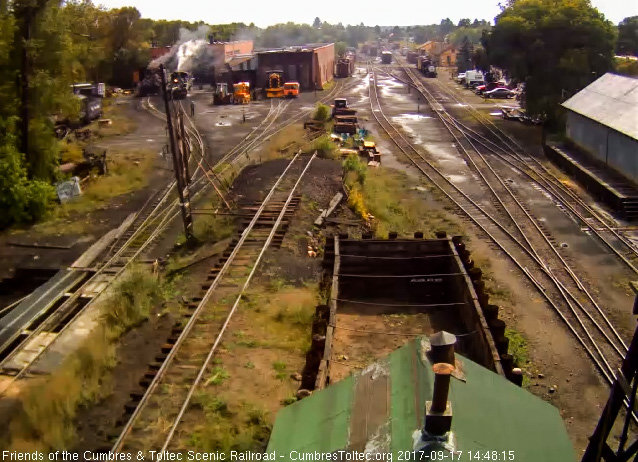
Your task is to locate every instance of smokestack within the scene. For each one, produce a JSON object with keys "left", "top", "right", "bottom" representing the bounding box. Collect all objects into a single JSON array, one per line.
[
  {"left": 424, "top": 363, "right": 454, "bottom": 436},
  {"left": 429, "top": 331, "right": 456, "bottom": 365}
]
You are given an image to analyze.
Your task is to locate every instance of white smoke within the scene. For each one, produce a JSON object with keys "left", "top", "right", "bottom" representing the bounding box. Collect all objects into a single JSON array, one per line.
[
  {"left": 176, "top": 39, "right": 209, "bottom": 72},
  {"left": 149, "top": 25, "right": 211, "bottom": 70}
]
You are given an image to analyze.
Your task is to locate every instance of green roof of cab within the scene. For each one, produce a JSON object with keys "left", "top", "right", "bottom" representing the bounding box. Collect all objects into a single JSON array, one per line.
[{"left": 266, "top": 337, "right": 575, "bottom": 462}]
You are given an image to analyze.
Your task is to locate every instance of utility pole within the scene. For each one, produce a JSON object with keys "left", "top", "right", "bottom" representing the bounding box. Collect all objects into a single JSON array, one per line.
[{"left": 160, "top": 64, "right": 194, "bottom": 242}]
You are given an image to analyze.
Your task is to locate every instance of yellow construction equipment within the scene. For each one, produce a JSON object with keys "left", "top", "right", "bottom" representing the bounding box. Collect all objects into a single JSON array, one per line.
[
  {"left": 233, "top": 82, "right": 251, "bottom": 104},
  {"left": 266, "top": 70, "right": 284, "bottom": 98}
]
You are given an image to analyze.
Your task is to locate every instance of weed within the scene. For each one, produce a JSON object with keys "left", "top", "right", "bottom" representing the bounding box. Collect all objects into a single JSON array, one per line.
[
  {"left": 8, "top": 326, "right": 115, "bottom": 449},
  {"left": 206, "top": 367, "right": 230, "bottom": 386},
  {"left": 281, "top": 397, "right": 297, "bottom": 406},
  {"left": 102, "top": 267, "right": 169, "bottom": 334},
  {"left": 187, "top": 400, "right": 271, "bottom": 453},
  {"left": 505, "top": 328, "right": 529, "bottom": 367},
  {"left": 244, "top": 362, "right": 255, "bottom": 369},
  {"left": 310, "top": 136, "right": 337, "bottom": 159},
  {"left": 194, "top": 214, "right": 235, "bottom": 243},
  {"left": 238, "top": 340, "right": 258, "bottom": 348},
  {"left": 343, "top": 153, "right": 367, "bottom": 186},
  {"left": 272, "top": 361, "right": 287, "bottom": 371},
  {"left": 267, "top": 277, "right": 287, "bottom": 293},
  {"left": 313, "top": 103, "right": 330, "bottom": 122}
]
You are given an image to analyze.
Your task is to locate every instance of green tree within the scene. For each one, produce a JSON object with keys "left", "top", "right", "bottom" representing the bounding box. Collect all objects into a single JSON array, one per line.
[
  {"left": 0, "top": 11, "right": 54, "bottom": 227},
  {"left": 439, "top": 18, "right": 454, "bottom": 36},
  {"left": 457, "top": 36, "right": 473, "bottom": 72},
  {"left": 485, "top": 0, "right": 616, "bottom": 128},
  {"left": 335, "top": 41, "right": 347, "bottom": 57},
  {"left": 617, "top": 16, "right": 638, "bottom": 56},
  {"left": 313, "top": 17, "right": 321, "bottom": 29}
]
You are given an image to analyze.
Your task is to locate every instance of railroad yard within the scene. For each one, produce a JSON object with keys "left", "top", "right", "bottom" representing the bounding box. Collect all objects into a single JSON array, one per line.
[{"left": 1, "top": 15, "right": 637, "bottom": 461}]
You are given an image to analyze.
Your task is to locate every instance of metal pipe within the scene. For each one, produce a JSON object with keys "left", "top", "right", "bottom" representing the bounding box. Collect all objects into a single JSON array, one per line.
[{"left": 431, "top": 363, "right": 454, "bottom": 413}]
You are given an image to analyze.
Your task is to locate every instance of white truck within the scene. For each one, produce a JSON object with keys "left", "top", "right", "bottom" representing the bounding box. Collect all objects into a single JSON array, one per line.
[{"left": 464, "top": 70, "right": 484, "bottom": 88}]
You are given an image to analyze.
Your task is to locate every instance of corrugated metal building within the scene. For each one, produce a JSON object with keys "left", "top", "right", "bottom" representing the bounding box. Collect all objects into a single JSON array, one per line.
[
  {"left": 267, "top": 336, "right": 575, "bottom": 461},
  {"left": 562, "top": 73, "right": 638, "bottom": 185},
  {"left": 256, "top": 43, "right": 335, "bottom": 91}
]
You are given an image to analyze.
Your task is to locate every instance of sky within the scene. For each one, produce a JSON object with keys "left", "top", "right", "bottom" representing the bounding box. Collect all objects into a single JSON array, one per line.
[{"left": 96, "top": 0, "right": 636, "bottom": 26}]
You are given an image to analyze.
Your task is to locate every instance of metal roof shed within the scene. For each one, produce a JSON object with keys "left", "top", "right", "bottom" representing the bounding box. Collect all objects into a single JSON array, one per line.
[
  {"left": 267, "top": 336, "right": 575, "bottom": 461},
  {"left": 561, "top": 73, "right": 638, "bottom": 186},
  {"left": 562, "top": 73, "right": 638, "bottom": 141}
]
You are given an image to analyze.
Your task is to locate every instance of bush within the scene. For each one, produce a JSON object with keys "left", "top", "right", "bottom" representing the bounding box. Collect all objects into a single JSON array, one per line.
[
  {"left": 313, "top": 103, "right": 330, "bottom": 122},
  {"left": 0, "top": 143, "right": 55, "bottom": 229},
  {"left": 342, "top": 153, "right": 367, "bottom": 186},
  {"left": 102, "top": 267, "right": 170, "bottom": 333},
  {"left": 311, "top": 136, "right": 337, "bottom": 159}
]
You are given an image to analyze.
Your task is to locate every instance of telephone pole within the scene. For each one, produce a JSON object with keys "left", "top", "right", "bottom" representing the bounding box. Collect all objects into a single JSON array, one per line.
[{"left": 160, "top": 64, "right": 194, "bottom": 242}]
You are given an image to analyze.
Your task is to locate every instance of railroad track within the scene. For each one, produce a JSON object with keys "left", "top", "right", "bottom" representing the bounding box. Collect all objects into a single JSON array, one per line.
[
  {"left": 110, "top": 151, "right": 317, "bottom": 454},
  {"left": 377, "top": 64, "right": 638, "bottom": 275},
  {"left": 0, "top": 75, "right": 357, "bottom": 400},
  {"left": 367, "top": 63, "right": 634, "bottom": 417}
]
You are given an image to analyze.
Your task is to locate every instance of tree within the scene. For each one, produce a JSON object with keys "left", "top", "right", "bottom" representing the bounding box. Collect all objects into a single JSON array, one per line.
[
  {"left": 458, "top": 18, "right": 471, "bottom": 28},
  {"left": 374, "top": 25, "right": 381, "bottom": 35},
  {"left": 617, "top": 16, "right": 638, "bottom": 56},
  {"left": 457, "top": 36, "right": 473, "bottom": 72},
  {"left": 313, "top": 17, "right": 321, "bottom": 29},
  {"left": 439, "top": 18, "right": 454, "bottom": 36},
  {"left": 485, "top": 0, "right": 616, "bottom": 128},
  {"left": 335, "top": 41, "right": 347, "bottom": 57}
]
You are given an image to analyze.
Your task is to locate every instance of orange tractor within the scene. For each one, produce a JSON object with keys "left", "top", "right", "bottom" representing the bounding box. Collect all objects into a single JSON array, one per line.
[{"left": 233, "top": 82, "right": 251, "bottom": 104}]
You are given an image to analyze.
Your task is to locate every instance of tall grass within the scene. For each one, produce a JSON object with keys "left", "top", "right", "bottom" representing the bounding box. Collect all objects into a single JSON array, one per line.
[
  {"left": 188, "top": 396, "right": 271, "bottom": 453},
  {"left": 310, "top": 136, "right": 337, "bottom": 159},
  {"left": 8, "top": 266, "right": 172, "bottom": 450}
]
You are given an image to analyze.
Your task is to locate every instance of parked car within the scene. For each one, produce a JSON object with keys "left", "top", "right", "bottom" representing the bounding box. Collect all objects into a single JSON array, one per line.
[
  {"left": 475, "top": 82, "right": 507, "bottom": 95},
  {"left": 456, "top": 73, "right": 466, "bottom": 84},
  {"left": 483, "top": 88, "right": 516, "bottom": 99}
]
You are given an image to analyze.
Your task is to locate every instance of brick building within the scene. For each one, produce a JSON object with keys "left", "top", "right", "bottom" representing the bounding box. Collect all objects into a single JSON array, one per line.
[
  {"left": 148, "top": 40, "right": 254, "bottom": 64},
  {"left": 256, "top": 43, "right": 335, "bottom": 91}
]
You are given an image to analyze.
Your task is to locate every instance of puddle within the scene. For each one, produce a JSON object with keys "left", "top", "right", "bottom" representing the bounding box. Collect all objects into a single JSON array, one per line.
[
  {"left": 146, "top": 139, "right": 155, "bottom": 142},
  {"left": 489, "top": 112, "right": 502, "bottom": 116},
  {"left": 394, "top": 113, "right": 432, "bottom": 121},
  {"left": 422, "top": 143, "right": 460, "bottom": 163},
  {"left": 216, "top": 122, "right": 231, "bottom": 127},
  {"left": 447, "top": 174, "right": 467, "bottom": 183}
]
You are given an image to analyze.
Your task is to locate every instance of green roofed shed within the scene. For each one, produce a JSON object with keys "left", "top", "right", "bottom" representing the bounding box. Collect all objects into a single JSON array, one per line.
[{"left": 267, "top": 336, "right": 575, "bottom": 461}]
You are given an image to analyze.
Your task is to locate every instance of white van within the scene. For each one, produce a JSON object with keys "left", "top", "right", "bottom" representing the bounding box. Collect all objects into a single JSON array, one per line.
[{"left": 464, "top": 70, "right": 484, "bottom": 88}]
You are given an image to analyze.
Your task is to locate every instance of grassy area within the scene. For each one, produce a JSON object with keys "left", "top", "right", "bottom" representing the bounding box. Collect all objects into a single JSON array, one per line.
[
  {"left": 342, "top": 154, "right": 462, "bottom": 238},
  {"left": 187, "top": 395, "right": 271, "bottom": 453},
  {"left": 179, "top": 283, "right": 317, "bottom": 452},
  {"left": 87, "top": 100, "right": 138, "bottom": 138},
  {"left": 6, "top": 266, "right": 176, "bottom": 450},
  {"left": 321, "top": 80, "right": 336, "bottom": 91},
  {"left": 31, "top": 147, "right": 157, "bottom": 235}
]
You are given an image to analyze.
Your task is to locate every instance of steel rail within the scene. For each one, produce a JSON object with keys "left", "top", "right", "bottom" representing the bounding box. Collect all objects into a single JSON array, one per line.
[
  {"left": 160, "top": 151, "right": 318, "bottom": 452},
  {"left": 377, "top": 62, "right": 638, "bottom": 419},
  {"left": 395, "top": 63, "right": 627, "bottom": 367},
  {"left": 111, "top": 150, "right": 308, "bottom": 452},
  {"left": 394, "top": 64, "right": 629, "bottom": 356},
  {"left": 367, "top": 64, "right": 618, "bottom": 385},
  {"left": 384, "top": 65, "right": 638, "bottom": 274}
]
